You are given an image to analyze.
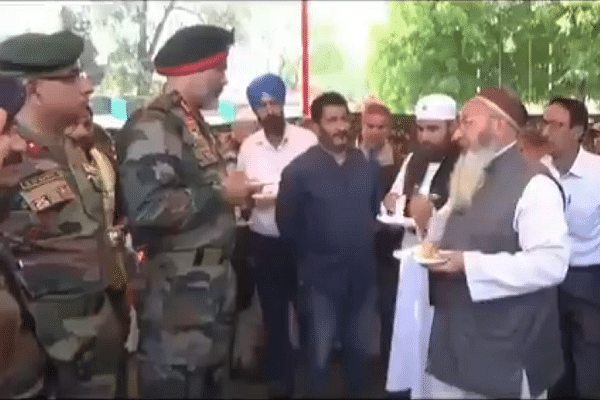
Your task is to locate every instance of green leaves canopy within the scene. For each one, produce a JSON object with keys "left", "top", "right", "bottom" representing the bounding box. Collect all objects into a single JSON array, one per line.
[{"left": 368, "top": 0, "right": 600, "bottom": 113}]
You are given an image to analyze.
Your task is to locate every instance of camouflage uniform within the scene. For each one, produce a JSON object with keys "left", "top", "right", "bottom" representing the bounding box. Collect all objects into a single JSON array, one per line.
[
  {"left": 0, "top": 29, "right": 134, "bottom": 398},
  {"left": 0, "top": 120, "right": 131, "bottom": 397},
  {"left": 115, "top": 90, "right": 236, "bottom": 398}
]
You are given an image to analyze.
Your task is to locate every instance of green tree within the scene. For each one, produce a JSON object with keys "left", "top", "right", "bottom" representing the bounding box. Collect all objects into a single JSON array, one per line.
[
  {"left": 368, "top": 0, "right": 600, "bottom": 112},
  {"left": 368, "top": 1, "right": 499, "bottom": 112},
  {"left": 62, "top": 1, "right": 247, "bottom": 97},
  {"left": 310, "top": 20, "right": 366, "bottom": 102}
]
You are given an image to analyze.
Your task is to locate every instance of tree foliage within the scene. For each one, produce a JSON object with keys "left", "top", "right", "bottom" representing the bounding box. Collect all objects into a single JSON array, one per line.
[
  {"left": 368, "top": 0, "right": 600, "bottom": 113},
  {"left": 62, "top": 1, "right": 247, "bottom": 97}
]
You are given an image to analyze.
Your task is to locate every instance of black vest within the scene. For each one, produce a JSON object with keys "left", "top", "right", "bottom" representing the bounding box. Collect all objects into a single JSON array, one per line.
[
  {"left": 402, "top": 149, "right": 459, "bottom": 212},
  {"left": 427, "top": 145, "right": 564, "bottom": 398}
]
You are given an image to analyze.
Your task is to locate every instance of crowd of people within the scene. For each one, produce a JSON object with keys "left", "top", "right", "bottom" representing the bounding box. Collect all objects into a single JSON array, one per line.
[{"left": 0, "top": 23, "right": 599, "bottom": 400}]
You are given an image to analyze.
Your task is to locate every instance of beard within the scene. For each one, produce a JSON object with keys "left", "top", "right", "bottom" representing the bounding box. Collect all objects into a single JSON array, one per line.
[
  {"left": 421, "top": 141, "right": 447, "bottom": 161},
  {"left": 448, "top": 146, "right": 497, "bottom": 212},
  {"left": 261, "top": 114, "right": 286, "bottom": 137},
  {"left": 320, "top": 129, "right": 350, "bottom": 154}
]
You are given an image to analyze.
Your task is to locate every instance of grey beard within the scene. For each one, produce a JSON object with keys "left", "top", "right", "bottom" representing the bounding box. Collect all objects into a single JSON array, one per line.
[{"left": 448, "top": 147, "right": 497, "bottom": 212}]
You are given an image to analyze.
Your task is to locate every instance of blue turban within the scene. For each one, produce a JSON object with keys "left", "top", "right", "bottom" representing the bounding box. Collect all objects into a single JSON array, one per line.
[
  {"left": 246, "top": 73, "right": 286, "bottom": 110},
  {"left": 0, "top": 77, "right": 25, "bottom": 118}
]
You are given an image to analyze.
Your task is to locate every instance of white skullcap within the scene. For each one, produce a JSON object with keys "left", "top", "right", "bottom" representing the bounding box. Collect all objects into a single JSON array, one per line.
[{"left": 414, "top": 94, "right": 457, "bottom": 121}]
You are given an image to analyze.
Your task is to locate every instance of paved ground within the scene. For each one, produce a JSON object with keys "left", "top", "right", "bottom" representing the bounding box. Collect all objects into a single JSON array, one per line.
[{"left": 226, "top": 348, "right": 388, "bottom": 399}]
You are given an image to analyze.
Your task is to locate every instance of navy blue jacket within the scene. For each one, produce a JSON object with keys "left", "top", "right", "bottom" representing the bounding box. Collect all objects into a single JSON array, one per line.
[{"left": 276, "top": 145, "right": 383, "bottom": 299}]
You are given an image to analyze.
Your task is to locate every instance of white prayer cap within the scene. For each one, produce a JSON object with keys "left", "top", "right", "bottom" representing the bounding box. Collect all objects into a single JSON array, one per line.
[{"left": 414, "top": 94, "right": 457, "bottom": 121}]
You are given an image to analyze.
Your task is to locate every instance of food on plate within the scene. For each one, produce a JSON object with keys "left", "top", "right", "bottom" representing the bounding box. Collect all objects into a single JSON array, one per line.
[{"left": 418, "top": 241, "right": 443, "bottom": 260}]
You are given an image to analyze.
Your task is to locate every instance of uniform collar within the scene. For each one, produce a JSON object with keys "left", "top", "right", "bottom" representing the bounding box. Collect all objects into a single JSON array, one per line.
[{"left": 15, "top": 115, "right": 69, "bottom": 164}]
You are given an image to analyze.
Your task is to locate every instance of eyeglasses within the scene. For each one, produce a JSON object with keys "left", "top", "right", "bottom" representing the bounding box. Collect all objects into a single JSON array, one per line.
[
  {"left": 540, "top": 119, "right": 566, "bottom": 131},
  {"left": 38, "top": 67, "right": 88, "bottom": 82}
]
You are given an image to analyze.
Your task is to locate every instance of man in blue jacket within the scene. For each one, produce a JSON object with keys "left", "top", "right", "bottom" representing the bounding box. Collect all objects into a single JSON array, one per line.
[{"left": 276, "top": 92, "right": 383, "bottom": 397}]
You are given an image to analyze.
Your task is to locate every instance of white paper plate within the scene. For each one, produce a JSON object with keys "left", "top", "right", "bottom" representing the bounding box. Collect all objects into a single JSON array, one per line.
[
  {"left": 412, "top": 246, "right": 448, "bottom": 266},
  {"left": 377, "top": 213, "right": 416, "bottom": 228},
  {"left": 252, "top": 192, "right": 277, "bottom": 200}
]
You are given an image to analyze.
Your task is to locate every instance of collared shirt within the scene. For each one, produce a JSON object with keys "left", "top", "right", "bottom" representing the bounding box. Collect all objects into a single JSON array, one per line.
[
  {"left": 276, "top": 146, "right": 383, "bottom": 297},
  {"left": 541, "top": 147, "right": 600, "bottom": 267},
  {"left": 360, "top": 141, "right": 395, "bottom": 167},
  {"left": 237, "top": 123, "right": 317, "bottom": 237},
  {"left": 429, "top": 142, "right": 570, "bottom": 302}
]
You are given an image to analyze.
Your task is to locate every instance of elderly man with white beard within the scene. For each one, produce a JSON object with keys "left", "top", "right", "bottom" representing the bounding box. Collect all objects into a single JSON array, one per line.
[{"left": 411, "top": 87, "right": 570, "bottom": 399}]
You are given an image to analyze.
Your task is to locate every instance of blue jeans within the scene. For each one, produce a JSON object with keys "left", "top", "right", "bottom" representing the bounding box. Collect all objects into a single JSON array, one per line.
[{"left": 304, "top": 285, "right": 377, "bottom": 398}]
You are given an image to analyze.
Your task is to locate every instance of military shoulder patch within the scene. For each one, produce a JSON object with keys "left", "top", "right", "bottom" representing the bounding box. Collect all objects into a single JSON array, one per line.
[{"left": 19, "top": 168, "right": 76, "bottom": 212}]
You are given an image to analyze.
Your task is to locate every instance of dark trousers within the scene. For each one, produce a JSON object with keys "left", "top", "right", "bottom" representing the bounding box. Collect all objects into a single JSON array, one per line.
[
  {"left": 550, "top": 265, "right": 600, "bottom": 398},
  {"left": 303, "top": 284, "right": 377, "bottom": 398},
  {"left": 230, "top": 225, "right": 255, "bottom": 311},
  {"left": 250, "top": 232, "right": 297, "bottom": 396},
  {"left": 374, "top": 225, "right": 404, "bottom": 376}
]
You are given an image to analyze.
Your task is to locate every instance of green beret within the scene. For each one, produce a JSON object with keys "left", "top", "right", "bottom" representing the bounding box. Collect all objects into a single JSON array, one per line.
[
  {"left": 154, "top": 25, "right": 234, "bottom": 76},
  {"left": 0, "top": 30, "right": 84, "bottom": 76}
]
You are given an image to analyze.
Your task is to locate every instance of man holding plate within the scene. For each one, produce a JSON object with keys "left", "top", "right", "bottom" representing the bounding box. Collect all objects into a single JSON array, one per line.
[
  {"left": 420, "top": 88, "right": 570, "bottom": 399},
  {"left": 236, "top": 73, "right": 317, "bottom": 397},
  {"left": 382, "top": 94, "right": 460, "bottom": 398}
]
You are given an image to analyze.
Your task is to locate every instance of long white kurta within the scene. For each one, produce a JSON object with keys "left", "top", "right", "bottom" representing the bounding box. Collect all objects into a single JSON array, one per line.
[{"left": 385, "top": 241, "right": 434, "bottom": 398}]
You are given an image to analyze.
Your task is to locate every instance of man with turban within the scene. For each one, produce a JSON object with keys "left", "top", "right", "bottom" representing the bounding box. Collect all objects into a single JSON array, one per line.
[
  {"left": 115, "top": 25, "right": 255, "bottom": 398},
  {"left": 237, "top": 73, "right": 317, "bottom": 397},
  {"left": 413, "top": 88, "right": 569, "bottom": 398}
]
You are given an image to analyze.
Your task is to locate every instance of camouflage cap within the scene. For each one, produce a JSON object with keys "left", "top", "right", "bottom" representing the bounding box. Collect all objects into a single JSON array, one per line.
[{"left": 0, "top": 30, "right": 84, "bottom": 76}]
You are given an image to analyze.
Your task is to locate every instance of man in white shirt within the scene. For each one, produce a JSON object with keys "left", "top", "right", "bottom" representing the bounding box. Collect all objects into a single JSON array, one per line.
[
  {"left": 416, "top": 87, "right": 570, "bottom": 399},
  {"left": 540, "top": 98, "right": 600, "bottom": 399},
  {"left": 379, "top": 94, "right": 460, "bottom": 397},
  {"left": 236, "top": 73, "right": 317, "bottom": 397}
]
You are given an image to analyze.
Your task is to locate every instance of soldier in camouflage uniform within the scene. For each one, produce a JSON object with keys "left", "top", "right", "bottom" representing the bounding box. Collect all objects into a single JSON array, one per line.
[
  {"left": 115, "top": 25, "right": 255, "bottom": 398},
  {"left": 0, "top": 74, "right": 51, "bottom": 399},
  {"left": 0, "top": 31, "right": 132, "bottom": 398}
]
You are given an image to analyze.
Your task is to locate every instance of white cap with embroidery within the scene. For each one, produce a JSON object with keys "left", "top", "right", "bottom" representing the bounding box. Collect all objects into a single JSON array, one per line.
[{"left": 414, "top": 94, "right": 457, "bottom": 121}]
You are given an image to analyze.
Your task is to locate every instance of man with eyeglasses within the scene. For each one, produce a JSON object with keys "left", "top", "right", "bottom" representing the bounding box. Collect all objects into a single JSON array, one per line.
[
  {"left": 0, "top": 30, "right": 132, "bottom": 397},
  {"left": 540, "top": 98, "right": 600, "bottom": 399}
]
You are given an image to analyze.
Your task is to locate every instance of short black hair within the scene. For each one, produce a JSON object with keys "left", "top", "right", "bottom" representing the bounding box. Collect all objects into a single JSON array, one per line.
[
  {"left": 310, "top": 92, "right": 349, "bottom": 123},
  {"left": 549, "top": 97, "right": 588, "bottom": 132}
]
